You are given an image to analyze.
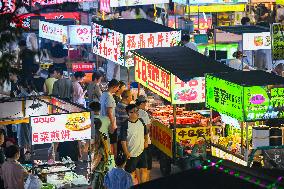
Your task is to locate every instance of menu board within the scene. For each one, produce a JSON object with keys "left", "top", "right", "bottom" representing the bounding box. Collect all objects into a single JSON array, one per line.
[
  {"left": 134, "top": 55, "right": 171, "bottom": 102},
  {"left": 244, "top": 86, "right": 284, "bottom": 121},
  {"left": 31, "top": 112, "right": 91, "bottom": 145},
  {"left": 272, "top": 24, "right": 284, "bottom": 61},
  {"left": 206, "top": 75, "right": 244, "bottom": 121},
  {"left": 243, "top": 32, "right": 271, "bottom": 51},
  {"left": 171, "top": 76, "right": 205, "bottom": 104}
]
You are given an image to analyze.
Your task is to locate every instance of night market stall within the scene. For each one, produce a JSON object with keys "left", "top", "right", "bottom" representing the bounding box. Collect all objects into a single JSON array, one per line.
[
  {"left": 92, "top": 19, "right": 181, "bottom": 69},
  {"left": 0, "top": 96, "right": 92, "bottom": 188},
  {"left": 214, "top": 25, "right": 271, "bottom": 69},
  {"left": 132, "top": 46, "right": 234, "bottom": 175},
  {"left": 206, "top": 70, "right": 284, "bottom": 168}
]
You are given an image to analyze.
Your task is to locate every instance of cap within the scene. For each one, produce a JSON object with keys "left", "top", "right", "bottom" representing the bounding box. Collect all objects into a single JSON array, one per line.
[{"left": 136, "top": 95, "right": 147, "bottom": 103}]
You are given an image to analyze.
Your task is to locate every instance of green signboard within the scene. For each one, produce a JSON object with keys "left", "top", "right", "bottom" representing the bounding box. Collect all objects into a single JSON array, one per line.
[
  {"left": 206, "top": 75, "right": 244, "bottom": 121},
  {"left": 244, "top": 86, "right": 284, "bottom": 121},
  {"left": 272, "top": 24, "right": 284, "bottom": 61}
]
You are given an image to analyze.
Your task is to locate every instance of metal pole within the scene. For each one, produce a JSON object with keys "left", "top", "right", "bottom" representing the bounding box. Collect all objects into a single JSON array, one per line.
[
  {"left": 245, "top": 122, "right": 249, "bottom": 162},
  {"left": 214, "top": 26, "right": 217, "bottom": 60},
  {"left": 173, "top": 104, "right": 177, "bottom": 162},
  {"left": 241, "top": 122, "right": 244, "bottom": 155}
]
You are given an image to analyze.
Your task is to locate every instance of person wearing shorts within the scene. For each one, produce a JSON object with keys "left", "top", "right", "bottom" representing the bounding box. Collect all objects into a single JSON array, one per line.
[{"left": 120, "top": 104, "right": 148, "bottom": 184}]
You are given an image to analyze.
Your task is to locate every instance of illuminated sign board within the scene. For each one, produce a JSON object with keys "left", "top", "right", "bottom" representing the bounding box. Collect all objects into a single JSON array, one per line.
[
  {"left": 69, "top": 25, "right": 92, "bottom": 45},
  {"left": 243, "top": 32, "right": 271, "bottom": 51},
  {"left": 110, "top": 0, "right": 169, "bottom": 7},
  {"left": 31, "top": 0, "right": 96, "bottom": 6},
  {"left": 244, "top": 86, "right": 284, "bottom": 121},
  {"left": 171, "top": 76, "right": 205, "bottom": 104},
  {"left": 206, "top": 74, "right": 244, "bottom": 121},
  {"left": 92, "top": 23, "right": 181, "bottom": 67},
  {"left": 135, "top": 56, "right": 171, "bottom": 101},
  {"left": 272, "top": 23, "right": 284, "bottom": 61},
  {"left": 189, "top": 4, "right": 246, "bottom": 12},
  {"left": 0, "top": 0, "right": 16, "bottom": 14},
  {"left": 39, "top": 21, "right": 68, "bottom": 43},
  {"left": 211, "top": 146, "right": 247, "bottom": 166},
  {"left": 124, "top": 31, "right": 181, "bottom": 67},
  {"left": 31, "top": 112, "right": 91, "bottom": 144},
  {"left": 151, "top": 120, "right": 173, "bottom": 158},
  {"left": 92, "top": 23, "right": 124, "bottom": 65}
]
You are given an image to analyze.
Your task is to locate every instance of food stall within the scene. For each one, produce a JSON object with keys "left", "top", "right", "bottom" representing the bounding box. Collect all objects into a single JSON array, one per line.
[
  {"left": 0, "top": 96, "right": 92, "bottom": 188},
  {"left": 92, "top": 19, "right": 181, "bottom": 70},
  {"left": 132, "top": 46, "right": 234, "bottom": 175},
  {"left": 213, "top": 25, "right": 271, "bottom": 68},
  {"left": 206, "top": 70, "right": 284, "bottom": 167}
]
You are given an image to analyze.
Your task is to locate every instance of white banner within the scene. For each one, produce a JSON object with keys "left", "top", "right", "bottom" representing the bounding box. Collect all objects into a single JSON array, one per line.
[
  {"left": 39, "top": 21, "right": 68, "bottom": 43},
  {"left": 243, "top": 32, "right": 271, "bottom": 51},
  {"left": 69, "top": 25, "right": 92, "bottom": 45},
  {"left": 31, "top": 112, "right": 91, "bottom": 145}
]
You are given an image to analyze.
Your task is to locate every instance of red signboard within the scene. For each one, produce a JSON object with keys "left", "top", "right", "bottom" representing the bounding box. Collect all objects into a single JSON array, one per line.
[
  {"left": 15, "top": 12, "right": 80, "bottom": 28},
  {"left": 31, "top": 0, "right": 96, "bottom": 6},
  {"left": 72, "top": 63, "right": 94, "bottom": 72}
]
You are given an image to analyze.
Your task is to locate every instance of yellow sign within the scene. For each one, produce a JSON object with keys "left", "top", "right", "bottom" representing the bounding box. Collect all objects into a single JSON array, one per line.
[
  {"left": 134, "top": 55, "right": 171, "bottom": 102},
  {"left": 211, "top": 146, "right": 247, "bottom": 166},
  {"left": 176, "top": 126, "right": 222, "bottom": 145},
  {"left": 188, "top": 4, "right": 246, "bottom": 13},
  {"left": 150, "top": 120, "right": 173, "bottom": 158},
  {"left": 276, "top": 0, "right": 284, "bottom": 4}
]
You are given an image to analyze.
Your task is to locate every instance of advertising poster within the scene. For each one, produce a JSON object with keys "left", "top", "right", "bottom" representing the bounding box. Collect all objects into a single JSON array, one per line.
[
  {"left": 31, "top": 0, "right": 96, "bottom": 6},
  {"left": 69, "top": 25, "right": 92, "bottom": 45},
  {"left": 150, "top": 120, "right": 173, "bottom": 158},
  {"left": 110, "top": 0, "right": 169, "bottom": 7},
  {"left": 206, "top": 75, "right": 244, "bottom": 121},
  {"left": 134, "top": 55, "right": 171, "bottom": 101},
  {"left": 31, "top": 112, "right": 91, "bottom": 145},
  {"left": 244, "top": 86, "right": 284, "bottom": 121},
  {"left": 171, "top": 76, "right": 205, "bottom": 104},
  {"left": 92, "top": 23, "right": 124, "bottom": 65},
  {"left": 0, "top": 0, "right": 16, "bottom": 14},
  {"left": 243, "top": 32, "right": 271, "bottom": 51},
  {"left": 272, "top": 24, "right": 284, "bottom": 61},
  {"left": 39, "top": 21, "right": 68, "bottom": 43}
]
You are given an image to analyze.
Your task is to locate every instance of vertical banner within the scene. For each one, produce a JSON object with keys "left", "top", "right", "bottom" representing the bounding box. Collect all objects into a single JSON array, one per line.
[
  {"left": 92, "top": 23, "right": 124, "bottom": 65},
  {"left": 272, "top": 24, "right": 284, "bottom": 63}
]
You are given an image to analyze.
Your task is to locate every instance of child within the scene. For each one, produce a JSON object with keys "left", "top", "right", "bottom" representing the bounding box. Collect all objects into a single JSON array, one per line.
[{"left": 104, "top": 153, "right": 133, "bottom": 189}]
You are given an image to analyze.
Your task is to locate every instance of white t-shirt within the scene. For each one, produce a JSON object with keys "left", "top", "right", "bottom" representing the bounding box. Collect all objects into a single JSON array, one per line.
[
  {"left": 100, "top": 92, "right": 116, "bottom": 124},
  {"left": 138, "top": 109, "right": 151, "bottom": 144},
  {"left": 120, "top": 119, "right": 147, "bottom": 157},
  {"left": 229, "top": 59, "right": 250, "bottom": 70}
]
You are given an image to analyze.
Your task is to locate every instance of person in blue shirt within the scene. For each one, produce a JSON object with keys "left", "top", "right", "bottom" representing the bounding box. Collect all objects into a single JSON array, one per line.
[{"left": 104, "top": 153, "right": 133, "bottom": 189}]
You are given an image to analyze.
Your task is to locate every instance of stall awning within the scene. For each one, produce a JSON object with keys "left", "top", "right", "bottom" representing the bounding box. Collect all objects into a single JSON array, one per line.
[
  {"left": 133, "top": 46, "right": 235, "bottom": 82},
  {"left": 93, "top": 19, "right": 177, "bottom": 34},
  {"left": 210, "top": 70, "right": 284, "bottom": 86},
  {"left": 216, "top": 25, "right": 270, "bottom": 35}
]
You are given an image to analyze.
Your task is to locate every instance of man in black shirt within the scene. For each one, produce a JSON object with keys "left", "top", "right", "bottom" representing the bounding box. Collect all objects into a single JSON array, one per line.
[
  {"left": 17, "top": 40, "right": 35, "bottom": 79},
  {"left": 8, "top": 69, "right": 21, "bottom": 98}
]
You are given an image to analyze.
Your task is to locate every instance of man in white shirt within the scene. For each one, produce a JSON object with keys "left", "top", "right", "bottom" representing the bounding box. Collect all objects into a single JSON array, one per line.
[
  {"left": 181, "top": 34, "right": 198, "bottom": 52},
  {"left": 120, "top": 104, "right": 148, "bottom": 184}
]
